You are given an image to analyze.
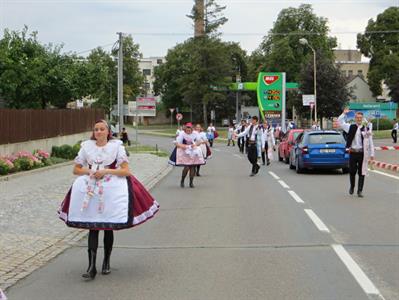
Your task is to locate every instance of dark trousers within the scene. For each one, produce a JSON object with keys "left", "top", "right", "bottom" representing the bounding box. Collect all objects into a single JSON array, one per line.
[
  {"left": 349, "top": 152, "right": 365, "bottom": 192},
  {"left": 237, "top": 137, "right": 245, "bottom": 153},
  {"left": 392, "top": 129, "right": 397, "bottom": 143},
  {"left": 247, "top": 144, "right": 259, "bottom": 173},
  {"left": 261, "top": 141, "right": 269, "bottom": 165}
]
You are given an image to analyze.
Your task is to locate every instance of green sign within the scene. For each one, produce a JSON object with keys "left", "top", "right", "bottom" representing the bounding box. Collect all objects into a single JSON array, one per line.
[{"left": 257, "top": 72, "right": 285, "bottom": 112}]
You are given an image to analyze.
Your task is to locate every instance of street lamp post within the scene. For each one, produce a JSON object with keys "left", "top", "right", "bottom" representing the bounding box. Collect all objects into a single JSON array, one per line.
[{"left": 299, "top": 38, "right": 317, "bottom": 124}]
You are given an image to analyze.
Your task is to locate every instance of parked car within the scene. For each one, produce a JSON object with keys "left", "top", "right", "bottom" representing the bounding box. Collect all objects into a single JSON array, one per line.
[
  {"left": 278, "top": 129, "right": 304, "bottom": 163},
  {"left": 289, "top": 130, "right": 349, "bottom": 174}
]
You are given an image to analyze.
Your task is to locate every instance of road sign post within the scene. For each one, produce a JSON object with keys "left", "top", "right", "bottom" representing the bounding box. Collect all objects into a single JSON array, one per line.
[{"left": 169, "top": 108, "right": 175, "bottom": 128}]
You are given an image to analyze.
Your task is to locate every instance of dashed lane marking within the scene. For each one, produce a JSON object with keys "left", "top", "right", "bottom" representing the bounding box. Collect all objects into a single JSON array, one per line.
[
  {"left": 268, "top": 171, "right": 280, "bottom": 180},
  {"left": 332, "top": 244, "right": 385, "bottom": 299},
  {"left": 287, "top": 190, "right": 305, "bottom": 203},
  {"left": 304, "top": 209, "right": 330, "bottom": 232},
  {"left": 278, "top": 180, "right": 290, "bottom": 189}
]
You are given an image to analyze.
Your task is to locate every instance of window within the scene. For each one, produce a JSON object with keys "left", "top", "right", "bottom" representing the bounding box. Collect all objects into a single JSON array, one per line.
[
  {"left": 341, "top": 70, "right": 346, "bottom": 77},
  {"left": 357, "top": 70, "right": 363, "bottom": 77},
  {"left": 308, "top": 133, "right": 345, "bottom": 144},
  {"left": 143, "top": 69, "right": 151, "bottom": 76},
  {"left": 157, "top": 59, "right": 163, "bottom": 65},
  {"left": 348, "top": 70, "right": 353, "bottom": 77}
]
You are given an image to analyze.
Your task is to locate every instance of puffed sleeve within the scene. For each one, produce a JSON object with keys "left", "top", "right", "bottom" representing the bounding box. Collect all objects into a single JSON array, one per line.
[
  {"left": 116, "top": 143, "right": 129, "bottom": 166},
  {"left": 74, "top": 142, "right": 87, "bottom": 166}
]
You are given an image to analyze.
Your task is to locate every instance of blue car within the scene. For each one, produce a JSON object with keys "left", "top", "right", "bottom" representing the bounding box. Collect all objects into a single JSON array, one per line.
[{"left": 289, "top": 130, "right": 349, "bottom": 174}]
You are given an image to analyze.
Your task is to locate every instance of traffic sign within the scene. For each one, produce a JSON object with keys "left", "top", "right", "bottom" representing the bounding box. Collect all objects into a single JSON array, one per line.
[
  {"left": 176, "top": 113, "right": 183, "bottom": 121},
  {"left": 169, "top": 108, "right": 175, "bottom": 113},
  {"left": 375, "top": 110, "right": 381, "bottom": 118},
  {"left": 302, "top": 94, "right": 315, "bottom": 106}
]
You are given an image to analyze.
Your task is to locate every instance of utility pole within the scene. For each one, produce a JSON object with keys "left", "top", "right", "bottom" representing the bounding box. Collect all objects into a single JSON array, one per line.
[{"left": 117, "top": 32, "right": 124, "bottom": 132}]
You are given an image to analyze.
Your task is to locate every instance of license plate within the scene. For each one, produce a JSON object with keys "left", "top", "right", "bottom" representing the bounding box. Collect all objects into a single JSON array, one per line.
[{"left": 320, "top": 149, "right": 336, "bottom": 153}]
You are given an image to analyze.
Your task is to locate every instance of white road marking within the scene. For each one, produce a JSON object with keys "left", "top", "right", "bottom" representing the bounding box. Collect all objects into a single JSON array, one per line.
[
  {"left": 268, "top": 171, "right": 280, "bottom": 180},
  {"left": 278, "top": 180, "right": 290, "bottom": 189},
  {"left": 332, "top": 244, "right": 384, "bottom": 298},
  {"left": 233, "top": 154, "right": 243, "bottom": 159},
  {"left": 369, "top": 169, "right": 399, "bottom": 180},
  {"left": 304, "top": 209, "right": 330, "bottom": 232},
  {"left": 287, "top": 190, "right": 304, "bottom": 203}
]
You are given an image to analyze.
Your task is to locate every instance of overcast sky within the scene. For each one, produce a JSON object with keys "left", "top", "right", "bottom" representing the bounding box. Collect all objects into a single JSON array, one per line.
[{"left": 0, "top": 0, "right": 397, "bottom": 58}]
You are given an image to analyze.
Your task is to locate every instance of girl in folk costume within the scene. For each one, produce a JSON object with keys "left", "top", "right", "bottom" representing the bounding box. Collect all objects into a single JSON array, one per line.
[
  {"left": 58, "top": 120, "right": 159, "bottom": 279},
  {"left": 206, "top": 123, "right": 216, "bottom": 147},
  {"left": 169, "top": 123, "right": 206, "bottom": 188},
  {"left": 194, "top": 124, "right": 211, "bottom": 177},
  {"left": 261, "top": 120, "right": 276, "bottom": 166}
]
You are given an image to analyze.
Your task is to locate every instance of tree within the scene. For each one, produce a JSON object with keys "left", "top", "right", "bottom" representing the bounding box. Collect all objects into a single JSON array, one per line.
[
  {"left": 357, "top": 7, "right": 399, "bottom": 101},
  {"left": 298, "top": 53, "right": 350, "bottom": 121}
]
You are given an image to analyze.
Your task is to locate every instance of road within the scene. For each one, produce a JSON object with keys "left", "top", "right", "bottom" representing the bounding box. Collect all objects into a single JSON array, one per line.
[{"left": 7, "top": 134, "right": 399, "bottom": 300}]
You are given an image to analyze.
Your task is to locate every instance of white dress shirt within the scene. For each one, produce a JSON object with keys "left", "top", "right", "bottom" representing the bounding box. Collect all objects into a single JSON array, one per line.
[
  {"left": 236, "top": 124, "right": 265, "bottom": 146},
  {"left": 338, "top": 113, "right": 363, "bottom": 150}
]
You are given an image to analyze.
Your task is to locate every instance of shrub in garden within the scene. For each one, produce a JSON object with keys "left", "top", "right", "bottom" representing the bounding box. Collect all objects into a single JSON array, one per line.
[
  {"left": 371, "top": 118, "right": 393, "bottom": 131},
  {"left": 0, "top": 158, "right": 13, "bottom": 175}
]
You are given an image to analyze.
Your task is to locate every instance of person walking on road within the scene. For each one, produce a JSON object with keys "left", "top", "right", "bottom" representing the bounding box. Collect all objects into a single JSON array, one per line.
[
  {"left": 235, "top": 120, "right": 246, "bottom": 154},
  {"left": 261, "top": 120, "right": 276, "bottom": 166},
  {"left": 227, "top": 124, "right": 235, "bottom": 146},
  {"left": 120, "top": 127, "right": 130, "bottom": 145},
  {"left": 235, "top": 116, "right": 265, "bottom": 176},
  {"left": 206, "top": 123, "right": 216, "bottom": 147},
  {"left": 169, "top": 122, "right": 205, "bottom": 188},
  {"left": 392, "top": 119, "right": 398, "bottom": 143},
  {"left": 58, "top": 119, "right": 159, "bottom": 279},
  {"left": 338, "top": 109, "right": 375, "bottom": 197},
  {"left": 194, "top": 124, "right": 211, "bottom": 177}
]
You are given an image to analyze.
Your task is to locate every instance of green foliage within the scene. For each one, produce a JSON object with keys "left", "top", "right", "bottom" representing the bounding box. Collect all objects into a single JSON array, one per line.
[
  {"left": 371, "top": 118, "right": 393, "bottom": 130},
  {"left": 51, "top": 143, "right": 80, "bottom": 160},
  {"left": 13, "top": 157, "right": 34, "bottom": 171},
  {"left": 357, "top": 7, "right": 399, "bottom": 101},
  {"left": 0, "top": 160, "right": 10, "bottom": 175},
  {"left": 298, "top": 53, "right": 350, "bottom": 119}
]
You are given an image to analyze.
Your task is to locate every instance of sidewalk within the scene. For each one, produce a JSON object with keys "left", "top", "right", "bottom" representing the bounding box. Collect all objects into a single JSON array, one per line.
[{"left": 0, "top": 154, "right": 172, "bottom": 291}]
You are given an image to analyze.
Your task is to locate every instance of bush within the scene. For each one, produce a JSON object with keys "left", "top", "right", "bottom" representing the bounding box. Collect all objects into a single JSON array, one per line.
[
  {"left": 13, "top": 157, "right": 34, "bottom": 171},
  {"left": 371, "top": 118, "right": 393, "bottom": 131},
  {"left": 52, "top": 143, "right": 80, "bottom": 160},
  {"left": 0, "top": 160, "right": 11, "bottom": 175}
]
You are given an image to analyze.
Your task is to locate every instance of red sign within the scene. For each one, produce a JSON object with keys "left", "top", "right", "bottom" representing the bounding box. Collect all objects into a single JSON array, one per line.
[
  {"left": 263, "top": 75, "right": 279, "bottom": 86},
  {"left": 176, "top": 113, "right": 183, "bottom": 121}
]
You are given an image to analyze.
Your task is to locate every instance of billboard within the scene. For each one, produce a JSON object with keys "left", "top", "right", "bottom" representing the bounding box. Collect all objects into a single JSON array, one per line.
[{"left": 127, "top": 97, "right": 156, "bottom": 117}]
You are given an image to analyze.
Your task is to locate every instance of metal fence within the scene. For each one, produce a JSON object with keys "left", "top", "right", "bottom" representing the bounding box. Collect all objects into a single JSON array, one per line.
[{"left": 0, "top": 109, "right": 105, "bottom": 145}]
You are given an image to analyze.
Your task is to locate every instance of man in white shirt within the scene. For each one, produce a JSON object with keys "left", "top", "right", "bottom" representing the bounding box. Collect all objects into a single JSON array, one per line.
[
  {"left": 235, "top": 116, "right": 265, "bottom": 176},
  {"left": 392, "top": 119, "right": 398, "bottom": 143},
  {"left": 338, "top": 108, "right": 375, "bottom": 197}
]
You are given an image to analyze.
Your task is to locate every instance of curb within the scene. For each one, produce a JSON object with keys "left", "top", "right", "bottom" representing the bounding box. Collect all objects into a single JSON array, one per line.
[
  {"left": 368, "top": 160, "right": 399, "bottom": 173},
  {"left": 374, "top": 146, "right": 399, "bottom": 151},
  {"left": 0, "top": 161, "right": 73, "bottom": 182}
]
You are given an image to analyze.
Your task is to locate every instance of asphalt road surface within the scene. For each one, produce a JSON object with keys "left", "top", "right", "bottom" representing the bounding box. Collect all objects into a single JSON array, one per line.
[{"left": 7, "top": 135, "right": 399, "bottom": 300}]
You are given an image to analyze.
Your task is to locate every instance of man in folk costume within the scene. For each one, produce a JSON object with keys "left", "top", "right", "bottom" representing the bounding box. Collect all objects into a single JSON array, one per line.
[
  {"left": 261, "top": 119, "right": 276, "bottom": 166},
  {"left": 338, "top": 108, "right": 375, "bottom": 197},
  {"left": 235, "top": 120, "right": 247, "bottom": 154},
  {"left": 235, "top": 116, "right": 265, "bottom": 176}
]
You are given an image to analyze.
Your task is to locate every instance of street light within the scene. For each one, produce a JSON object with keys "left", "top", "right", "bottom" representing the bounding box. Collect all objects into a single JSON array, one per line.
[{"left": 299, "top": 38, "right": 317, "bottom": 124}]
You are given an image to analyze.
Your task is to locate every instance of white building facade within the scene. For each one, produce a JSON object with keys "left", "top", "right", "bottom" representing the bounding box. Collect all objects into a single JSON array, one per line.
[{"left": 138, "top": 57, "right": 166, "bottom": 102}]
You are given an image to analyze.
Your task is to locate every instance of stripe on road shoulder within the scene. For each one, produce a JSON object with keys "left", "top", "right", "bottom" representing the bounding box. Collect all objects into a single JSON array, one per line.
[
  {"left": 268, "top": 171, "right": 280, "bottom": 180},
  {"left": 287, "top": 190, "right": 304, "bottom": 203},
  {"left": 332, "top": 244, "right": 384, "bottom": 298},
  {"left": 278, "top": 180, "right": 290, "bottom": 189},
  {"left": 369, "top": 169, "right": 399, "bottom": 180},
  {"left": 304, "top": 209, "right": 330, "bottom": 232}
]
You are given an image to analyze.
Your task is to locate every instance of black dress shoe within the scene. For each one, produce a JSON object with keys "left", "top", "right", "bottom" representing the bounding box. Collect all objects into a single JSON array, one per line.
[
  {"left": 349, "top": 187, "right": 354, "bottom": 195},
  {"left": 250, "top": 173, "right": 255, "bottom": 177},
  {"left": 357, "top": 191, "right": 364, "bottom": 198}
]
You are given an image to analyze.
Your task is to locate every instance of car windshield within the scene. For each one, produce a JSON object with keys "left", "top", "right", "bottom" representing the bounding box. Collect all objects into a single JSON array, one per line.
[{"left": 308, "top": 133, "right": 345, "bottom": 144}]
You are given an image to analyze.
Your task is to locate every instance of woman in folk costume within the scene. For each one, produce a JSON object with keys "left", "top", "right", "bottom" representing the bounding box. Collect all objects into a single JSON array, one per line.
[
  {"left": 169, "top": 123, "right": 205, "bottom": 188},
  {"left": 58, "top": 120, "right": 159, "bottom": 279},
  {"left": 194, "top": 124, "right": 211, "bottom": 177},
  {"left": 261, "top": 119, "right": 276, "bottom": 166}
]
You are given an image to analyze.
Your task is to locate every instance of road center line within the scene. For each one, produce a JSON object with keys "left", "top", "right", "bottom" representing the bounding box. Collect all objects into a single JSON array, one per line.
[
  {"left": 304, "top": 209, "right": 330, "bottom": 232},
  {"left": 332, "top": 244, "right": 384, "bottom": 298},
  {"left": 278, "top": 180, "right": 290, "bottom": 189},
  {"left": 268, "top": 171, "right": 280, "bottom": 180},
  {"left": 369, "top": 169, "right": 399, "bottom": 180},
  {"left": 287, "top": 190, "right": 304, "bottom": 203}
]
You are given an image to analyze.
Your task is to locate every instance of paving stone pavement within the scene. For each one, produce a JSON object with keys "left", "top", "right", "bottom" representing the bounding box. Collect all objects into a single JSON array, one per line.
[{"left": 0, "top": 154, "right": 171, "bottom": 291}]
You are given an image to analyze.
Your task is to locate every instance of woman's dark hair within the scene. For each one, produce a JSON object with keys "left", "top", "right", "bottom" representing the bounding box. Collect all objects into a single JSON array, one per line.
[{"left": 90, "top": 119, "right": 113, "bottom": 141}]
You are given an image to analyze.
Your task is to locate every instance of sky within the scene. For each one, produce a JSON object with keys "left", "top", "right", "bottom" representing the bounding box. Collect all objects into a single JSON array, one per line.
[{"left": 0, "top": 0, "right": 397, "bottom": 58}]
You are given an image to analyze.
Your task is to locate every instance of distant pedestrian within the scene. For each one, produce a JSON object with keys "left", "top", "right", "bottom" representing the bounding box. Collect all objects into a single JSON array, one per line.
[
  {"left": 311, "top": 121, "right": 321, "bottom": 130},
  {"left": 58, "top": 119, "right": 159, "bottom": 279},
  {"left": 206, "top": 123, "right": 216, "bottom": 147},
  {"left": 194, "top": 124, "right": 210, "bottom": 177},
  {"left": 235, "top": 120, "right": 246, "bottom": 153},
  {"left": 227, "top": 124, "right": 235, "bottom": 146},
  {"left": 338, "top": 109, "right": 375, "bottom": 197},
  {"left": 120, "top": 127, "right": 130, "bottom": 145},
  {"left": 261, "top": 120, "right": 276, "bottom": 166},
  {"left": 392, "top": 119, "right": 398, "bottom": 143}
]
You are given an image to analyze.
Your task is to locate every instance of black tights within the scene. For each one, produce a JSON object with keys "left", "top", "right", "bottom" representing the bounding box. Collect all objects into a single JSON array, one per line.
[
  {"left": 88, "top": 230, "right": 114, "bottom": 251},
  {"left": 182, "top": 166, "right": 196, "bottom": 179}
]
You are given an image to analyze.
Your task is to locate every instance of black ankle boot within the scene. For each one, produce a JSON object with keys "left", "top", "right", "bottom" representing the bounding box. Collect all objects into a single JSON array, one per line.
[
  {"left": 82, "top": 249, "right": 97, "bottom": 279},
  {"left": 189, "top": 177, "right": 194, "bottom": 188},
  {"left": 102, "top": 247, "right": 112, "bottom": 275}
]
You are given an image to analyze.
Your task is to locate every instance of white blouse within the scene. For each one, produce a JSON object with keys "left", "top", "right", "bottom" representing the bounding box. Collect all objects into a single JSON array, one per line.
[{"left": 74, "top": 139, "right": 129, "bottom": 168}]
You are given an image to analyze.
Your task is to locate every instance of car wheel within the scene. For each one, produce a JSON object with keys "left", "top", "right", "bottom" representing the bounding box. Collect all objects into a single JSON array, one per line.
[
  {"left": 278, "top": 150, "right": 283, "bottom": 162},
  {"left": 342, "top": 167, "right": 349, "bottom": 174},
  {"left": 296, "top": 157, "right": 304, "bottom": 174}
]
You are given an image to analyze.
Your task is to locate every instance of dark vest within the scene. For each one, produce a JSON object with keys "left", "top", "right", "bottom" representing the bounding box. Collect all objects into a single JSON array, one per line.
[{"left": 346, "top": 124, "right": 364, "bottom": 148}]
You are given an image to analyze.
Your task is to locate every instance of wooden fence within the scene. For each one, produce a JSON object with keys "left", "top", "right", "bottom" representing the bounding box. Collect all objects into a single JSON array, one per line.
[{"left": 0, "top": 109, "right": 105, "bottom": 145}]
